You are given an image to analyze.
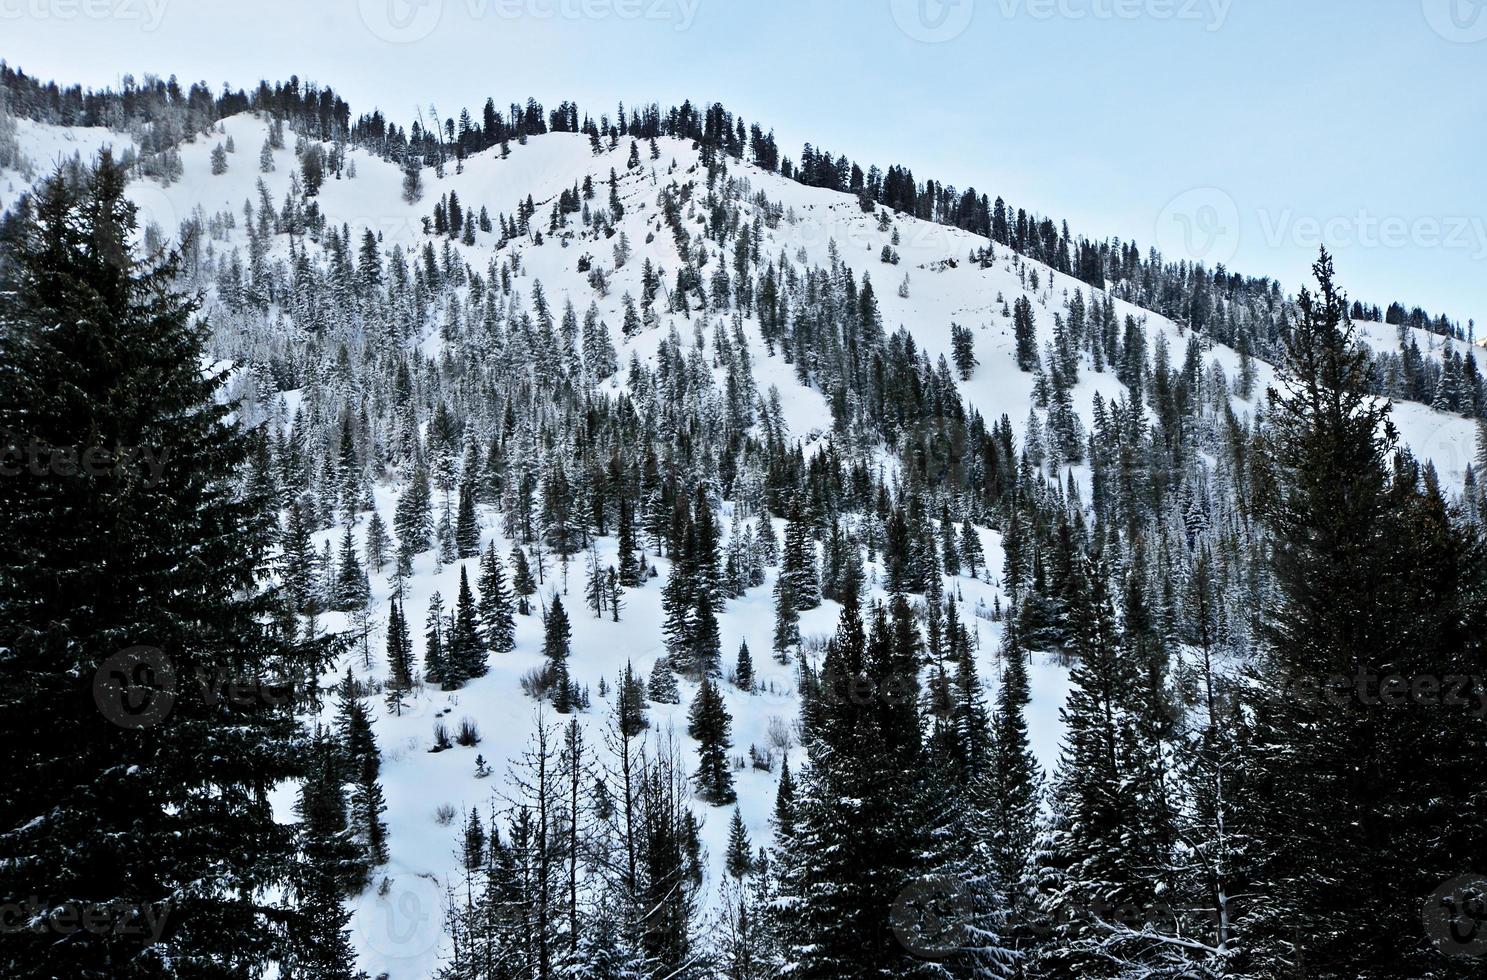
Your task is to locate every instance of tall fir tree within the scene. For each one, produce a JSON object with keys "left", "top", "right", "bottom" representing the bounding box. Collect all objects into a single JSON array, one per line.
[
  {"left": 0, "top": 155, "right": 343, "bottom": 977},
  {"left": 687, "top": 675, "right": 736, "bottom": 804}
]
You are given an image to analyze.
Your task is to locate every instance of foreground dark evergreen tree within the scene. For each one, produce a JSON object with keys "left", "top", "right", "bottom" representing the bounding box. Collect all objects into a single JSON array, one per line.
[
  {"left": 777, "top": 590, "right": 950, "bottom": 978},
  {"left": 0, "top": 156, "right": 338, "bottom": 977},
  {"left": 1241, "top": 250, "right": 1487, "bottom": 977}
]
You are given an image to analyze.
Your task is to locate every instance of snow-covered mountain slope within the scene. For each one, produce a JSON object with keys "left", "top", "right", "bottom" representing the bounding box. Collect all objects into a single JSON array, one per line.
[{"left": 5, "top": 110, "right": 1479, "bottom": 979}]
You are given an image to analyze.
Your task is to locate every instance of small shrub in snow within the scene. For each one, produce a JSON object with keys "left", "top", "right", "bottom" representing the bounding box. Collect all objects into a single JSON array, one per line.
[{"left": 766, "top": 716, "right": 795, "bottom": 752}]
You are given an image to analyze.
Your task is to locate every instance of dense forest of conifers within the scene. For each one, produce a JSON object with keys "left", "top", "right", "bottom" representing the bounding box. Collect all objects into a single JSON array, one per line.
[{"left": 2, "top": 64, "right": 1485, "bottom": 979}]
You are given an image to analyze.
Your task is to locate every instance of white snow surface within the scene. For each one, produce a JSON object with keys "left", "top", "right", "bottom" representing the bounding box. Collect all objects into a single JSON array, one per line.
[{"left": 4, "top": 112, "right": 1474, "bottom": 978}]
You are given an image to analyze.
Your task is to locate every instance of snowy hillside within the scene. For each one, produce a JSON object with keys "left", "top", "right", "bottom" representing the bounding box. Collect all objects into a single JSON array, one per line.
[{"left": 5, "top": 104, "right": 1483, "bottom": 979}]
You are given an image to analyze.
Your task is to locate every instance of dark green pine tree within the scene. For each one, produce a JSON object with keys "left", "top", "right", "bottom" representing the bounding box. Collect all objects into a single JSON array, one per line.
[
  {"left": 394, "top": 460, "right": 433, "bottom": 557},
  {"left": 779, "top": 498, "right": 821, "bottom": 610},
  {"left": 772, "top": 757, "right": 797, "bottom": 843},
  {"left": 982, "top": 631, "right": 1043, "bottom": 960},
  {"left": 1033, "top": 552, "right": 1168, "bottom": 976},
  {"left": 771, "top": 575, "right": 800, "bottom": 664},
  {"left": 781, "top": 590, "right": 932, "bottom": 977},
  {"left": 616, "top": 494, "right": 643, "bottom": 587},
  {"left": 961, "top": 518, "right": 984, "bottom": 578},
  {"left": 1013, "top": 295, "right": 1039, "bottom": 371},
  {"left": 951, "top": 321, "right": 977, "bottom": 379},
  {"left": 734, "top": 640, "right": 754, "bottom": 691},
  {"left": 544, "top": 594, "right": 574, "bottom": 713},
  {"left": 332, "top": 523, "right": 369, "bottom": 612},
  {"left": 648, "top": 656, "right": 681, "bottom": 704},
  {"left": 616, "top": 660, "right": 650, "bottom": 737},
  {"left": 454, "top": 477, "right": 481, "bottom": 558},
  {"left": 476, "top": 541, "right": 516, "bottom": 652},
  {"left": 335, "top": 668, "right": 378, "bottom": 781},
  {"left": 687, "top": 675, "right": 736, "bottom": 805},
  {"left": 365, "top": 509, "right": 390, "bottom": 574},
  {"left": 511, "top": 544, "right": 537, "bottom": 615},
  {"left": 384, "top": 597, "right": 414, "bottom": 715},
  {"left": 424, "top": 591, "right": 447, "bottom": 687},
  {"left": 283, "top": 497, "right": 318, "bottom": 614},
  {"left": 1243, "top": 250, "right": 1487, "bottom": 976},
  {"left": 0, "top": 155, "right": 340, "bottom": 977},
  {"left": 725, "top": 808, "right": 754, "bottom": 880},
  {"left": 689, "top": 588, "right": 722, "bottom": 679},
  {"left": 286, "top": 727, "right": 366, "bottom": 978},
  {"left": 335, "top": 671, "right": 389, "bottom": 874},
  {"left": 447, "top": 564, "right": 486, "bottom": 686},
  {"left": 661, "top": 542, "right": 696, "bottom": 668}
]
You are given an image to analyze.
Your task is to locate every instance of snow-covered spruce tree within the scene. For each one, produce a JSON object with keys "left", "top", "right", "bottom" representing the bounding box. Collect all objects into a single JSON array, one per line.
[
  {"left": 383, "top": 595, "right": 415, "bottom": 714},
  {"left": 0, "top": 155, "right": 342, "bottom": 977},
  {"left": 1240, "top": 250, "right": 1487, "bottom": 977},
  {"left": 777, "top": 589, "right": 942, "bottom": 977},
  {"left": 476, "top": 540, "right": 516, "bottom": 652},
  {"left": 448, "top": 564, "right": 487, "bottom": 685},
  {"left": 1030, "top": 551, "right": 1172, "bottom": 977},
  {"left": 648, "top": 655, "right": 681, "bottom": 705},
  {"left": 543, "top": 594, "right": 574, "bottom": 712},
  {"left": 778, "top": 496, "right": 821, "bottom": 611},
  {"left": 687, "top": 675, "right": 736, "bottom": 804}
]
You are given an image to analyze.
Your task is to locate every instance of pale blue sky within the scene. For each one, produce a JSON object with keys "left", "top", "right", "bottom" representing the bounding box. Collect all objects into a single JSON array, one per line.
[{"left": 5, "top": 0, "right": 1484, "bottom": 324}]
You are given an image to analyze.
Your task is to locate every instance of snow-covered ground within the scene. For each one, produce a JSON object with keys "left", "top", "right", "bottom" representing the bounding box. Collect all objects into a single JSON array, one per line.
[{"left": 4, "top": 111, "right": 1476, "bottom": 978}]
